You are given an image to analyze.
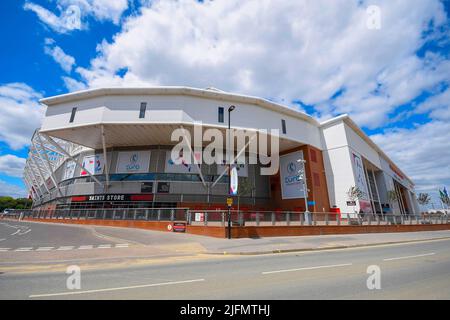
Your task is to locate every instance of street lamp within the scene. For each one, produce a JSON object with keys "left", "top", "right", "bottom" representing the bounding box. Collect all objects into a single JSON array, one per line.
[
  {"left": 297, "top": 158, "right": 311, "bottom": 224},
  {"left": 227, "top": 105, "right": 235, "bottom": 239}
]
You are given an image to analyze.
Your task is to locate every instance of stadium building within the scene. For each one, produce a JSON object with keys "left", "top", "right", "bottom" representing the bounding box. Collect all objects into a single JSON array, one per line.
[{"left": 23, "top": 87, "right": 420, "bottom": 216}]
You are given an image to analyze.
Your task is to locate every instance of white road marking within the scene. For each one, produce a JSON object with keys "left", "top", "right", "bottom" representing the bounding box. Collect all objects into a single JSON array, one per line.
[
  {"left": 10, "top": 230, "right": 20, "bottom": 235},
  {"left": 78, "top": 245, "right": 94, "bottom": 250},
  {"left": 115, "top": 244, "right": 129, "bottom": 248},
  {"left": 57, "top": 246, "right": 74, "bottom": 251},
  {"left": 29, "top": 278, "right": 205, "bottom": 298},
  {"left": 36, "top": 247, "right": 54, "bottom": 251},
  {"left": 383, "top": 252, "right": 436, "bottom": 261},
  {"left": 0, "top": 238, "right": 5, "bottom": 242},
  {"left": 0, "top": 248, "right": 10, "bottom": 252},
  {"left": 15, "top": 247, "right": 33, "bottom": 252},
  {"left": 262, "top": 263, "right": 353, "bottom": 275},
  {"left": 19, "top": 229, "right": 31, "bottom": 235},
  {"left": 97, "top": 244, "right": 112, "bottom": 249}
]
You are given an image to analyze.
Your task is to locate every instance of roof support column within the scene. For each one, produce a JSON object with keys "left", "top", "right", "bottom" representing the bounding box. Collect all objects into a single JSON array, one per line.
[
  {"left": 32, "top": 138, "right": 63, "bottom": 198},
  {"left": 39, "top": 132, "right": 103, "bottom": 188},
  {"left": 101, "top": 125, "right": 110, "bottom": 192},
  {"left": 29, "top": 154, "right": 50, "bottom": 194}
]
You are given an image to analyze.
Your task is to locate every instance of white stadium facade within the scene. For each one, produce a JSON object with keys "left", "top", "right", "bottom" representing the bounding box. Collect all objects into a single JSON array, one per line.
[{"left": 23, "top": 87, "right": 420, "bottom": 217}]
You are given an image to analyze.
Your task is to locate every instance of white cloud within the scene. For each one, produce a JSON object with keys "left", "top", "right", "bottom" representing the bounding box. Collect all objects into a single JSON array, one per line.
[
  {"left": 24, "top": 1, "right": 82, "bottom": 33},
  {"left": 371, "top": 120, "right": 450, "bottom": 196},
  {"left": 62, "top": 76, "right": 87, "bottom": 91},
  {"left": 74, "top": 0, "right": 449, "bottom": 129},
  {"left": 0, "top": 180, "right": 27, "bottom": 198},
  {"left": 415, "top": 87, "right": 450, "bottom": 121},
  {"left": 44, "top": 40, "right": 76, "bottom": 73},
  {"left": 24, "top": 0, "right": 129, "bottom": 33},
  {"left": 0, "top": 83, "right": 45, "bottom": 150},
  {"left": 0, "top": 155, "right": 26, "bottom": 178}
]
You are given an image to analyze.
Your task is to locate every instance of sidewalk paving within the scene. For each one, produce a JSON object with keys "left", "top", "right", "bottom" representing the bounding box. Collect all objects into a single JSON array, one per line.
[{"left": 90, "top": 225, "right": 450, "bottom": 255}]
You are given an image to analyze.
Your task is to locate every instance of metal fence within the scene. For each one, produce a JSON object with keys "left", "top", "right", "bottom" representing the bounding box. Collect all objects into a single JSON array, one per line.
[
  {"left": 6, "top": 208, "right": 449, "bottom": 227},
  {"left": 185, "top": 210, "right": 450, "bottom": 227}
]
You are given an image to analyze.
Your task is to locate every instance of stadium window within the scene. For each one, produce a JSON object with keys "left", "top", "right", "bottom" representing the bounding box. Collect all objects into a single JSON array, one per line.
[
  {"left": 313, "top": 172, "right": 321, "bottom": 187},
  {"left": 69, "top": 107, "right": 77, "bottom": 123},
  {"left": 310, "top": 149, "right": 317, "bottom": 163},
  {"left": 281, "top": 119, "right": 287, "bottom": 134},
  {"left": 218, "top": 107, "right": 224, "bottom": 123},
  {"left": 139, "top": 102, "right": 147, "bottom": 119}
]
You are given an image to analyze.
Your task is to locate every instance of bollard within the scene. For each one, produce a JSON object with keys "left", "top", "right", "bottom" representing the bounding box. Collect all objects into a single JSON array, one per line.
[
  {"left": 286, "top": 212, "right": 290, "bottom": 226},
  {"left": 256, "top": 212, "right": 260, "bottom": 226},
  {"left": 271, "top": 212, "right": 275, "bottom": 226}
]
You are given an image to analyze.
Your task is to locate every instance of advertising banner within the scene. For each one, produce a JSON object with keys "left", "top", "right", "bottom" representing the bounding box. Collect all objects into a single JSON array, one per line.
[
  {"left": 80, "top": 154, "right": 104, "bottom": 176},
  {"left": 230, "top": 166, "right": 238, "bottom": 195},
  {"left": 116, "top": 151, "right": 151, "bottom": 174},
  {"left": 63, "top": 160, "right": 76, "bottom": 180},
  {"left": 352, "top": 152, "right": 372, "bottom": 213},
  {"left": 280, "top": 151, "right": 306, "bottom": 199},
  {"left": 165, "top": 150, "right": 202, "bottom": 174}
]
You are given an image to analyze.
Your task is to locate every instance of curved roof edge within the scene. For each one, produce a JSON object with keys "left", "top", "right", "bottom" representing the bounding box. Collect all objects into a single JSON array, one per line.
[
  {"left": 320, "top": 114, "right": 413, "bottom": 186},
  {"left": 39, "top": 86, "right": 320, "bottom": 126}
]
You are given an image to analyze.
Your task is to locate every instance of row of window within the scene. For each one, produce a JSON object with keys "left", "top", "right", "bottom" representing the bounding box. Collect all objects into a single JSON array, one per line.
[{"left": 69, "top": 103, "right": 288, "bottom": 134}]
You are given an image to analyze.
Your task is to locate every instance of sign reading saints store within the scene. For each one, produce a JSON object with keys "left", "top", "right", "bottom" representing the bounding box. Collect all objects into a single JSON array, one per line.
[{"left": 71, "top": 194, "right": 153, "bottom": 202}]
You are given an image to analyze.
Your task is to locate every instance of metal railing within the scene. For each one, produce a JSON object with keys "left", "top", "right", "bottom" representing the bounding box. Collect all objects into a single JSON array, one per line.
[
  {"left": 5, "top": 208, "right": 450, "bottom": 227},
  {"left": 185, "top": 210, "right": 450, "bottom": 227}
]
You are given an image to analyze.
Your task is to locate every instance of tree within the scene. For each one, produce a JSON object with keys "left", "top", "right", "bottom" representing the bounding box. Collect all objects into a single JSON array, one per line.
[
  {"left": 347, "top": 186, "right": 363, "bottom": 202},
  {"left": 347, "top": 186, "right": 363, "bottom": 215},
  {"left": 417, "top": 193, "right": 431, "bottom": 206},
  {"left": 0, "top": 197, "right": 32, "bottom": 212}
]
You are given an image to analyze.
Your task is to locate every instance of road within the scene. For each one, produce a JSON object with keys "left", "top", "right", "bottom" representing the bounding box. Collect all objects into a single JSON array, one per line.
[{"left": 1, "top": 220, "right": 450, "bottom": 299}]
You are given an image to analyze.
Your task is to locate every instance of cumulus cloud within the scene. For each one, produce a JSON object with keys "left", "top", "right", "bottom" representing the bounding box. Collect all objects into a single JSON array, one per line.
[
  {"left": 44, "top": 39, "right": 76, "bottom": 73},
  {"left": 24, "top": 0, "right": 129, "bottom": 33},
  {"left": 24, "top": 1, "right": 83, "bottom": 33},
  {"left": 371, "top": 121, "right": 450, "bottom": 195},
  {"left": 72, "top": 0, "right": 449, "bottom": 128},
  {"left": 0, "top": 180, "right": 27, "bottom": 198},
  {"left": 0, "top": 83, "right": 45, "bottom": 150},
  {"left": 0, "top": 155, "right": 27, "bottom": 178}
]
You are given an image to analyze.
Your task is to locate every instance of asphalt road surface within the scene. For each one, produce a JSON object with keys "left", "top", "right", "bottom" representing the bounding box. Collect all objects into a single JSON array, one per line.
[{"left": 1, "top": 220, "right": 449, "bottom": 299}]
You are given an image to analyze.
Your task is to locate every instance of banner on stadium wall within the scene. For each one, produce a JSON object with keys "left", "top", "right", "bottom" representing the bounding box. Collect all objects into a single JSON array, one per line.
[
  {"left": 280, "top": 151, "right": 306, "bottom": 200},
  {"left": 351, "top": 152, "right": 372, "bottom": 213},
  {"left": 165, "top": 150, "right": 202, "bottom": 174},
  {"left": 63, "top": 160, "right": 76, "bottom": 180},
  {"left": 116, "top": 151, "right": 151, "bottom": 174},
  {"left": 230, "top": 166, "right": 238, "bottom": 195},
  {"left": 80, "top": 154, "right": 105, "bottom": 176}
]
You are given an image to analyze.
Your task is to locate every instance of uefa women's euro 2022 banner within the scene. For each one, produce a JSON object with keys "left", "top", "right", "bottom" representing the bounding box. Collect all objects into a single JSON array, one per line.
[
  {"left": 116, "top": 151, "right": 151, "bottom": 174},
  {"left": 279, "top": 151, "right": 306, "bottom": 200},
  {"left": 351, "top": 152, "right": 372, "bottom": 213},
  {"left": 80, "top": 154, "right": 105, "bottom": 176}
]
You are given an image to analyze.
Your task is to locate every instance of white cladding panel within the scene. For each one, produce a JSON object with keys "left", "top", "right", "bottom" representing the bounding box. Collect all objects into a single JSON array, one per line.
[
  {"left": 41, "top": 94, "right": 322, "bottom": 149},
  {"left": 322, "top": 146, "right": 357, "bottom": 214},
  {"left": 321, "top": 122, "right": 348, "bottom": 150},
  {"left": 344, "top": 123, "right": 381, "bottom": 169}
]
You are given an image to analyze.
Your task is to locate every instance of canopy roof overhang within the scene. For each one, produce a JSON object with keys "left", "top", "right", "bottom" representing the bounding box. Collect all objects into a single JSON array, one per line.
[{"left": 40, "top": 123, "right": 302, "bottom": 153}]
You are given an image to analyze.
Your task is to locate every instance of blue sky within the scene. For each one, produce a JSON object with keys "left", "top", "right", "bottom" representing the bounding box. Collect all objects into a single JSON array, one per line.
[{"left": 0, "top": 0, "right": 449, "bottom": 208}]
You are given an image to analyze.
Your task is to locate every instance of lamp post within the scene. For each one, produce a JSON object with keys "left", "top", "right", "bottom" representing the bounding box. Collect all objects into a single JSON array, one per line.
[
  {"left": 297, "top": 158, "right": 311, "bottom": 224},
  {"left": 227, "top": 105, "right": 235, "bottom": 239}
]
